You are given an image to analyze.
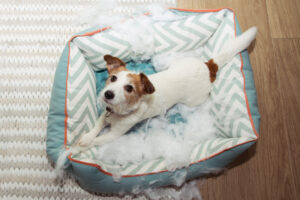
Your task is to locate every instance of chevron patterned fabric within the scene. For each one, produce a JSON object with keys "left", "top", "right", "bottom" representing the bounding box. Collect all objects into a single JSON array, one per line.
[
  {"left": 65, "top": 9, "right": 258, "bottom": 176},
  {"left": 153, "top": 11, "right": 226, "bottom": 55}
]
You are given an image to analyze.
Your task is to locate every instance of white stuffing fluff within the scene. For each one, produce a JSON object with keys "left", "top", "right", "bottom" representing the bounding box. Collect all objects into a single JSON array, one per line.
[
  {"left": 142, "top": 180, "right": 202, "bottom": 200},
  {"left": 55, "top": 148, "right": 72, "bottom": 180},
  {"left": 75, "top": 0, "right": 184, "bottom": 62},
  {"left": 115, "top": 15, "right": 155, "bottom": 62},
  {"left": 110, "top": 4, "right": 184, "bottom": 62},
  {"left": 76, "top": 0, "right": 179, "bottom": 28},
  {"left": 128, "top": 180, "right": 202, "bottom": 200},
  {"left": 74, "top": 0, "right": 122, "bottom": 28},
  {"left": 97, "top": 100, "right": 216, "bottom": 171}
]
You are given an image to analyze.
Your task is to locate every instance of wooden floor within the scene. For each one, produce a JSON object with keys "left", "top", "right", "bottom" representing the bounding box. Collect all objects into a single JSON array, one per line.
[{"left": 177, "top": 0, "right": 300, "bottom": 199}]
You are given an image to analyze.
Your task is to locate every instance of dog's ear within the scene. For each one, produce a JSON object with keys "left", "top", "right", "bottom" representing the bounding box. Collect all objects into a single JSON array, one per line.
[
  {"left": 104, "top": 55, "right": 126, "bottom": 74},
  {"left": 140, "top": 73, "right": 155, "bottom": 94}
]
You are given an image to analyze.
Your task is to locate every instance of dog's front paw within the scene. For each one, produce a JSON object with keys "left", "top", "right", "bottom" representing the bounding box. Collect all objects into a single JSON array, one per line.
[{"left": 77, "top": 132, "right": 95, "bottom": 147}]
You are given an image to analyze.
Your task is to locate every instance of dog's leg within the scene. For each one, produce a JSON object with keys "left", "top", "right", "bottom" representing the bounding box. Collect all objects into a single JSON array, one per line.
[
  {"left": 91, "top": 102, "right": 148, "bottom": 146},
  {"left": 77, "top": 112, "right": 106, "bottom": 147}
]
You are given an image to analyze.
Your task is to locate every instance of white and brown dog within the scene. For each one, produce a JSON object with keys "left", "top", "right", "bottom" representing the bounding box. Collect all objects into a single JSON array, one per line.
[{"left": 76, "top": 27, "right": 257, "bottom": 149}]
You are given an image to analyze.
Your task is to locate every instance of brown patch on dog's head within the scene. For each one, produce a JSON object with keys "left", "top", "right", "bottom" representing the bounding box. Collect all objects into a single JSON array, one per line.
[
  {"left": 125, "top": 73, "right": 155, "bottom": 105},
  {"left": 205, "top": 59, "right": 219, "bottom": 82},
  {"left": 104, "top": 55, "right": 127, "bottom": 74}
]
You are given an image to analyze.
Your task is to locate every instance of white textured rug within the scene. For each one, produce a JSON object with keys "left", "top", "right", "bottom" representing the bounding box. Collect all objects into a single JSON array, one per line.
[{"left": 0, "top": 0, "right": 186, "bottom": 199}]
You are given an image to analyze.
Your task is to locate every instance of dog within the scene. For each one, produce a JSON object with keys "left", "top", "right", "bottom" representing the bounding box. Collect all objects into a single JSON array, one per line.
[{"left": 76, "top": 27, "right": 257, "bottom": 149}]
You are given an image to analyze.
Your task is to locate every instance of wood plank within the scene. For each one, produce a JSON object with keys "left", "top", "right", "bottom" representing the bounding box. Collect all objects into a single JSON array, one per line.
[
  {"left": 177, "top": 0, "right": 193, "bottom": 9},
  {"left": 177, "top": 0, "right": 299, "bottom": 199},
  {"left": 266, "top": 0, "right": 300, "bottom": 38},
  {"left": 272, "top": 39, "right": 300, "bottom": 198}
]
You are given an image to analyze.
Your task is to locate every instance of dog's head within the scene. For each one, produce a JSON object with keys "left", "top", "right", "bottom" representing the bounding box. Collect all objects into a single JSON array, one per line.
[{"left": 100, "top": 55, "right": 155, "bottom": 115}]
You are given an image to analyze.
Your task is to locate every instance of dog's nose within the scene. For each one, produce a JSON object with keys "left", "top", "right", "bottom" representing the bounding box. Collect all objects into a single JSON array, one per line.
[{"left": 104, "top": 90, "right": 114, "bottom": 100}]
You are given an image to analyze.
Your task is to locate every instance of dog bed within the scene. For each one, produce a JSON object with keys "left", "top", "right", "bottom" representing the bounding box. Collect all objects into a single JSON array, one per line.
[{"left": 47, "top": 8, "right": 260, "bottom": 194}]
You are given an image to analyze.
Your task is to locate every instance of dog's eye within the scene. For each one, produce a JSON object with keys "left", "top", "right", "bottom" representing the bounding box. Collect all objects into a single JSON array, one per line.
[
  {"left": 110, "top": 75, "right": 117, "bottom": 82},
  {"left": 124, "top": 85, "right": 133, "bottom": 93}
]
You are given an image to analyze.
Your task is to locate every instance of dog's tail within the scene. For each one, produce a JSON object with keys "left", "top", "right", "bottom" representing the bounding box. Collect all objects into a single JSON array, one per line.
[
  {"left": 212, "top": 26, "right": 257, "bottom": 67},
  {"left": 205, "top": 27, "right": 257, "bottom": 82}
]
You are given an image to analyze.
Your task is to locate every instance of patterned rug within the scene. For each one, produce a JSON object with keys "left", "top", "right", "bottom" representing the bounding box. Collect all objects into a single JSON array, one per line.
[{"left": 0, "top": 0, "right": 179, "bottom": 199}]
